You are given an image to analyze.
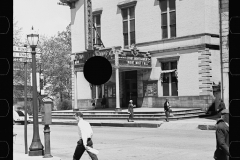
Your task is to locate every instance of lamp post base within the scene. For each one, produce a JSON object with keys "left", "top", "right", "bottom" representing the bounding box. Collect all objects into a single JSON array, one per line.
[{"left": 29, "top": 150, "right": 44, "bottom": 156}]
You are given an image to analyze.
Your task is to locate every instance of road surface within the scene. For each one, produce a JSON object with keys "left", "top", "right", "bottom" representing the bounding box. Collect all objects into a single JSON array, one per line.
[{"left": 13, "top": 124, "right": 216, "bottom": 160}]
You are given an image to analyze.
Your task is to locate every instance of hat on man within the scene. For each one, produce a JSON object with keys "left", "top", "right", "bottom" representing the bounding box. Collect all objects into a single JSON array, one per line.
[
  {"left": 129, "top": 100, "right": 133, "bottom": 103},
  {"left": 221, "top": 109, "right": 229, "bottom": 115}
]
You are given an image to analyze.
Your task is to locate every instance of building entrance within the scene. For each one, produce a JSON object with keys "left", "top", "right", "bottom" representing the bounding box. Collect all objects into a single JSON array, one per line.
[{"left": 124, "top": 71, "right": 137, "bottom": 107}]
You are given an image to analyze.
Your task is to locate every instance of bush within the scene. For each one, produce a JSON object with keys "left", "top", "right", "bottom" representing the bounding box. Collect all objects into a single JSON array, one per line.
[{"left": 57, "top": 99, "right": 72, "bottom": 110}]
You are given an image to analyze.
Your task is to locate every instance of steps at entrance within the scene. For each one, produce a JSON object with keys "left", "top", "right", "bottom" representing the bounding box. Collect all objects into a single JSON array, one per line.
[{"left": 32, "top": 108, "right": 206, "bottom": 121}]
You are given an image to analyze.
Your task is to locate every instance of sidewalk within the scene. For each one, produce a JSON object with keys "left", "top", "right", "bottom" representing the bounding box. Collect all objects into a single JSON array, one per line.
[
  {"left": 29, "top": 117, "right": 217, "bottom": 130},
  {"left": 13, "top": 153, "right": 61, "bottom": 160}
]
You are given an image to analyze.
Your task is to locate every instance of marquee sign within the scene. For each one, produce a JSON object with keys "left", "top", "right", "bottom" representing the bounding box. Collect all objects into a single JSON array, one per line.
[
  {"left": 73, "top": 47, "right": 151, "bottom": 72},
  {"left": 84, "top": 0, "right": 93, "bottom": 50}
]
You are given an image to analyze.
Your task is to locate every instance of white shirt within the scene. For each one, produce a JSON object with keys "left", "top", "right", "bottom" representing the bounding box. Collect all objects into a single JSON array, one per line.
[{"left": 77, "top": 119, "right": 93, "bottom": 147}]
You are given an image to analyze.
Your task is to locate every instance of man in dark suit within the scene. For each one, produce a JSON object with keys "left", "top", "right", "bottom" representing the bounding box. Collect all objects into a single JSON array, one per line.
[{"left": 214, "top": 109, "right": 229, "bottom": 160}]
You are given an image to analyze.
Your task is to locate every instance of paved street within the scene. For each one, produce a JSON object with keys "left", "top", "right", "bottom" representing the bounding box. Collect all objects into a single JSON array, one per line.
[{"left": 14, "top": 124, "right": 216, "bottom": 160}]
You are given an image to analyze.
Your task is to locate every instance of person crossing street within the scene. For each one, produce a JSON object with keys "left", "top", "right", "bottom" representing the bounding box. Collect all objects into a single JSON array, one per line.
[{"left": 73, "top": 112, "right": 98, "bottom": 160}]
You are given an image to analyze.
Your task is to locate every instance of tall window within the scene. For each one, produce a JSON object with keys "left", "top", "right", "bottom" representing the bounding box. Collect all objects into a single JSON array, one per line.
[
  {"left": 93, "top": 14, "right": 101, "bottom": 46},
  {"left": 162, "top": 61, "right": 178, "bottom": 96},
  {"left": 122, "top": 6, "right": 135, "bottom": 49},
  {"left": 160, "top": 0, "right": 176, "bottom": 39}
]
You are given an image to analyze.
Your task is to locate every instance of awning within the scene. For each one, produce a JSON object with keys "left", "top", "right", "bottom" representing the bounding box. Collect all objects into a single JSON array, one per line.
[{"left": 160, "top": 69, "right": 176, "bottom": 74}]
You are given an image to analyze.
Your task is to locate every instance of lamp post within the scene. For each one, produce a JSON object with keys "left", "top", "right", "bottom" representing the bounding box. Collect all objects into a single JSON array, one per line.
[
  {"left": 24, "top": 44, "right": 28, "bottom": 154},
  {"left": 27, "top": 26, "right": 44, "bottom": 156}
]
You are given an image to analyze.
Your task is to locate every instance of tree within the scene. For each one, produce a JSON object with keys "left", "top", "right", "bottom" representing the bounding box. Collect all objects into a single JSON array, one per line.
[
  {"left": 13, "top": 18, "right": 23, "bottom": 46},
  {"left": 13, "top": 19, "right": 30, "bottom": 103},
  {"left": 38, "top": 24, "right": 72, "bottom": 102}
]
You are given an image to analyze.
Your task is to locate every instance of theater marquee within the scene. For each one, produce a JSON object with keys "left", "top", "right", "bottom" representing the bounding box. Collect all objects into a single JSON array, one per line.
[{"left": 73, "top": 47, "right": 151, "bottom": 72}]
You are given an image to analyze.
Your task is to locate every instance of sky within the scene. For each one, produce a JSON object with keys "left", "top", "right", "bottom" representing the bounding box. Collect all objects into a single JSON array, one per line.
[{"left": 13, "top": 0, "right": 71, "bottom": 40}]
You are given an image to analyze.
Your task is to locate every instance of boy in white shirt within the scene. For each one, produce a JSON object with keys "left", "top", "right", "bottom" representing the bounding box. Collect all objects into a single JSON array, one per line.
[{"left": 73, "top": 112, "right": 98, "bottom": 160}]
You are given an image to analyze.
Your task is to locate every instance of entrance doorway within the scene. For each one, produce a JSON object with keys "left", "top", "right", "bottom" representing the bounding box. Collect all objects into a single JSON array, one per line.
[{"left": 124, "top": 71, "right": 137, "bottom": 107}]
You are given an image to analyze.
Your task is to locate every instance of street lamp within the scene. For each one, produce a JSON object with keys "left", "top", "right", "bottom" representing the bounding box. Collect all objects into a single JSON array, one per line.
[
  {"left": 23, "top": 44, "right": 28, "bottom": 154},
  {"left": 27, "top": 26, "right": 44, "bottom": 156}
]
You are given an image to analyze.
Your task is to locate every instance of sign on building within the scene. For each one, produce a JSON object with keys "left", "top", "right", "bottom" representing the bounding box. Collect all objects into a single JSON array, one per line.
[
  {"left": 84, "top": 0, "right": 93, "bottom": 50},
  {"left": 73, "top": 47, "right": 151, "bottom": 72}
]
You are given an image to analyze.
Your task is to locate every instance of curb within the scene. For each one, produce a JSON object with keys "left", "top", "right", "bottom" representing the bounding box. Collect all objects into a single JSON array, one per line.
[
  {"left": 30, "top": 121, "right": 162, "bottom": 128},
  {"left": 198, "top": 124, "right": 216, "bottom": 130},
  {"left": 29, "top": 121, "right": 215, "bottom": 130},
  {"left": 52, "top": 122, "right": 162, "bottom": 128}
]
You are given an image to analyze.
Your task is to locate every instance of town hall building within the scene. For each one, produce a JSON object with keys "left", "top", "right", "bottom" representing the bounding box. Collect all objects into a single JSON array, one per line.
[{"left": 60, "top": 0, "right": 221, "bottom": 110}]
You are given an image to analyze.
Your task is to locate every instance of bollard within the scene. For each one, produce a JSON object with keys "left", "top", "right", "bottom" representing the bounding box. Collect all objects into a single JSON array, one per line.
[{"left": 43, "top": 125, "right": 52, "bottom": 158}]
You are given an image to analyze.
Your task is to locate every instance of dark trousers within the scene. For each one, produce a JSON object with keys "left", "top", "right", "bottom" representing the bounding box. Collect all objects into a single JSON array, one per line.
[
  {"left": 165, "top": 111, "right": 169, "bottom": 120},
  {"left": 73, "top": 138, "right": 98, "bottom": 160}
]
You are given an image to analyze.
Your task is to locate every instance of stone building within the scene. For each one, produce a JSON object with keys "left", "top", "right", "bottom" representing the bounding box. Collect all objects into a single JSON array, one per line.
[{"left": 60, "top": 0, "right": 221, "bottom": 110}]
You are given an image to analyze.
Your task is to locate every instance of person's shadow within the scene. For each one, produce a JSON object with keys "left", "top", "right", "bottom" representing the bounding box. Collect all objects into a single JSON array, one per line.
[{"left": 198, "top": 102, "right": 220, "bottom": 120}]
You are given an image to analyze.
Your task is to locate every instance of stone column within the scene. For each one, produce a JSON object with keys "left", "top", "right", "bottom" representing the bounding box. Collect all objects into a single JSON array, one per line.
[
  {"left": 74, "top": 72, "right": 78, "bottom": 110},
  {"left": 115, "top": 48, "right": 121, "bottom": 111}
]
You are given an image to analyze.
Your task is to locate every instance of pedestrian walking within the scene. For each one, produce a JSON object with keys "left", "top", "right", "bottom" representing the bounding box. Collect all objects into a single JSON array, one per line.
[
  {"left": 101, "top": 95, "right": 106, "bottom": 109},
  {"left": 214, "top": 109, "right": 229, "bottom": 160},
  {"left": 127, "top": 100, "right": 136, "bottom": 122},
  {"left": 164, "top": 99, "right": 172, "bottom": 122},
  {"left": 73, "top": 112, "right": 98, "bottom": 160}
]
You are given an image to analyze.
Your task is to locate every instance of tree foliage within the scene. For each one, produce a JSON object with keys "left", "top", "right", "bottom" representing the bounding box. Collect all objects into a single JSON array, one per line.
[
  {"left": 39, "top": 24, "right": 72, "bottom": 101},
  {"left": 13, "top": 19, "right": 23, "bottom": 46},
  {"left": 13, "top": 19, "right": 32, "bottom": 103},
  {"left": 13, "top": 21, "right": 72, "bottom": 107}
]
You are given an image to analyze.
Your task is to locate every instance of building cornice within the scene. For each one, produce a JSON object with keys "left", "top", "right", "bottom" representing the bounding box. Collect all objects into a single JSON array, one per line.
[
  {"left": 149, "top": 44, "right": 219, "bottom": 54},
  {"left": 136, "top": 33, "right": 219, "bottom": 47}
]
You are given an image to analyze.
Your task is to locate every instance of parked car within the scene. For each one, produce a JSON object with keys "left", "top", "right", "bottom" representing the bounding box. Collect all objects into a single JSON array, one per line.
[{"left": 13, "top": 110, "right": 31, "bottom": 125}]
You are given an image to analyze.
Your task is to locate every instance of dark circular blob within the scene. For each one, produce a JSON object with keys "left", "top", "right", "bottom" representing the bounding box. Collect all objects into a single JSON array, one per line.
[{"left": 83, "top": 56, "right": 112, "bottom": 85}]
